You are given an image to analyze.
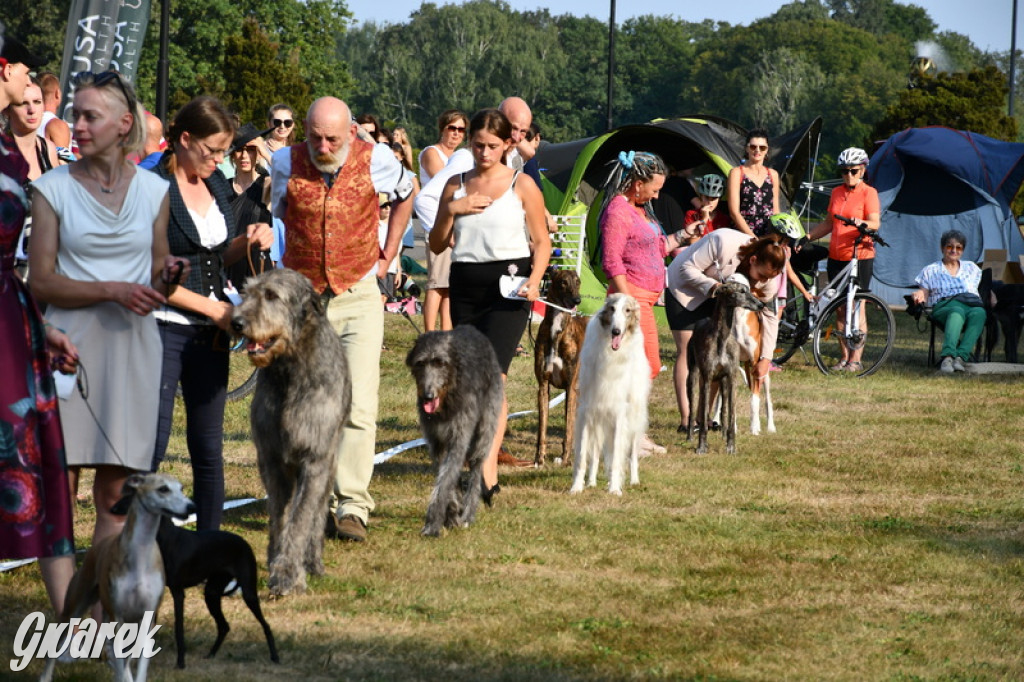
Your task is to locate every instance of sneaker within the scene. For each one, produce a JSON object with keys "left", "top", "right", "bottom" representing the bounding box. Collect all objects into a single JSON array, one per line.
[
  {"left": 335, "top": 514, "right": 367, "bottom": 542},
  {"left": 952, "top": 357, "right": 966, "bottom": 372},
  {"left": 939, "top": 356, "right": 955, "bottom": 373}
]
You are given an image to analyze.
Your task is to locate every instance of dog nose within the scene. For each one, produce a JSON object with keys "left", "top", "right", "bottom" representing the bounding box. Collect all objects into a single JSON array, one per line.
[
  {"left": 572, "top": 296, "right": 581, "bottom": 306},
  {"left": 231, "top": 318, "right": 244, "bottom": 334},
  {"left": 611, "top": 327, "right": 622, "bottom": 336}
]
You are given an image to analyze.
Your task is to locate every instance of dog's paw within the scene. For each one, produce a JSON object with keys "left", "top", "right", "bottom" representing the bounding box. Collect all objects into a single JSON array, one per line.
[
  {"left": 767, "top": 425, "right": 777, "bottom": 434},
  {"left": 568, "top": 485, "right": 583, "bottom": 495},
  {"left": 726, "top": 444, "right": 736, "bottom": 455},
  {"left": 553, "top": 457, "right": 562, "bottom": 466},
  {"left": 695, "top": 444, "right": 708, "bottom": 455},
  {"left": 608, "top": 487, "right": 623, "bottom": 496}
]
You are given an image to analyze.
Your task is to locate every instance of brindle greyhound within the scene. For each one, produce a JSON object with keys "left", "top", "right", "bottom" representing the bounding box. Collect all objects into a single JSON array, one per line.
[
  {"left": 686, "top": 279, "right": 766, "bottom": 455},
  {"left": 39, "top": 473, "right": 195, "bottom": 682},
  {"left": 534, "top": 267, "right": 588, "bottom": 466}
]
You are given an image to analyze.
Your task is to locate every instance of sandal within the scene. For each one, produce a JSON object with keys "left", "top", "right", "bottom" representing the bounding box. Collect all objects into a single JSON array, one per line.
[
  {"left": 831, "top": 360, "right": 849, "bottom": 371},
  {"left": 844, "top": 361, "right": 863, "bottom": 373}
]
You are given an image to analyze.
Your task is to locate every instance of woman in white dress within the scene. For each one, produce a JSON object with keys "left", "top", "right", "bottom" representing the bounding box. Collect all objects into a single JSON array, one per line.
[
  {"left": 30, "top": 70, "right": 181, "bottom": 548},
  {"left": 419, "top": 109, "right": 468, "bottom": 332}
]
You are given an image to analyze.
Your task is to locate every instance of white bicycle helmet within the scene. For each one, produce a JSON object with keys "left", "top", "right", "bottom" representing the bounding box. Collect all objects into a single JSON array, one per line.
[
  {"left": 698, "top": 173, "right": 725, "bottom": 198},
  {"left": 769, "top": 212, "right": 806, "bottom": 241},
  {"left": 837, "top": 147, "right": 869, "bottom": 168}
]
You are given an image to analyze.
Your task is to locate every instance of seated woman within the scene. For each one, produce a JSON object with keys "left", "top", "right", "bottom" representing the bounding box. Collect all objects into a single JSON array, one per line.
[{"left": 910, "top": 229, "right": 986, "bottom": 373}]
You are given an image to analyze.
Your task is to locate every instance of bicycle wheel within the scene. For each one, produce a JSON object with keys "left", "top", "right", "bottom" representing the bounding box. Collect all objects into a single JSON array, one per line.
[
  {"left": 226, "top": 346, "right": 259, "bottom": 401},
  {"left": 811, "top": 292, "right": 895, "bottom": 376},
  {"left": 773, "top": 293, "right": 811, "bottom": 366}
]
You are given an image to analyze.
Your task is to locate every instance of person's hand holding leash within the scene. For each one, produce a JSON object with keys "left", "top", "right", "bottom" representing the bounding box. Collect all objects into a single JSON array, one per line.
[
  {"left": 45, "top": 324, "right": 79, "bottom": 374},
  {"left": 246, "top": 222, "right": 274, "bottom": 250}
]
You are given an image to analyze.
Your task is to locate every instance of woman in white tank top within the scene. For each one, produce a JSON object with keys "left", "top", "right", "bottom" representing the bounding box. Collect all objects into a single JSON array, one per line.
[{"left": 430, "top": 108, "right": 550, "bottom": 504}]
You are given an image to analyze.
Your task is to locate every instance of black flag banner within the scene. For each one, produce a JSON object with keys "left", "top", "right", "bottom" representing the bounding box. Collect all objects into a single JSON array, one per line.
[{"left": 57, "top": 0, "right": 151, "bottom": 122}]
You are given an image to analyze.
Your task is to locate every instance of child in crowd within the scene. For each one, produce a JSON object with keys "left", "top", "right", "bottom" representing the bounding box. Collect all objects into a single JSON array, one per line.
[{"left": 678, "top": 174, "right": 731, "bottom": 246}]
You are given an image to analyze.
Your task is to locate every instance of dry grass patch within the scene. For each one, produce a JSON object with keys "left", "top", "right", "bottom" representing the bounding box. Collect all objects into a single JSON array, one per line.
[{"left": 4, "top": 309, "right": 1024, "bottom": 680}]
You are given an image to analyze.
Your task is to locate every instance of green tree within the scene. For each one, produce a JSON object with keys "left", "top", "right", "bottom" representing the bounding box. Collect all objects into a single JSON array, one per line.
[
  {"left": 828, "top": 0, "right": 935, "bottom": 43},
  {"left": 2, "top": 0, "right": 71, "bottom": 73},
  {"left": 870, "top": 65, "right": 1017, "bottom": 142},
  {"left": 221, "top": 19, "right": 310, "bottom": 127},
  {"left": 747, "top": 47, "right": 826, "bottom": 132}
]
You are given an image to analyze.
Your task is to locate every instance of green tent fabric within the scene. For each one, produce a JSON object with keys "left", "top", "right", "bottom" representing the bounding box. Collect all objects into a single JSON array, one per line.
[{"left": 536, "top": 116, "right": 822, "bottom": 316}]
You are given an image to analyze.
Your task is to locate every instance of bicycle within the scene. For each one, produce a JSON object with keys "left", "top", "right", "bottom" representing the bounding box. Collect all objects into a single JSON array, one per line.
[{"left": 773, "top": 215, "right": 895, "bottom": 376}]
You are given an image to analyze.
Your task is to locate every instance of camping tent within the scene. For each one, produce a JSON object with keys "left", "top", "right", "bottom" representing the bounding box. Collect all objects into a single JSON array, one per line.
[
  {"left": 867, "top": 127, "right": 1024, "bottom": 301},
  {"left": 536, "top": 116, "right": 822, "bottom": 314}
]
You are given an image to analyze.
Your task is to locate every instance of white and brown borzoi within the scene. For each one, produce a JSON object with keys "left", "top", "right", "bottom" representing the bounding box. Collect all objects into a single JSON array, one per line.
[
  {"left": 534, "top": 267, "right": 587, "bottom": 467},
  {"left": 231, "top": 269, "right": 351, "bottom": 597},
  {"left": 570, "top": 293, "right": 651, "bottom": 496},
  {"left": 686, "top": 278, "right": 766, "bottom": 455},
  {"left": 407, "top": 326, "right": 503, "bottom": 536}
]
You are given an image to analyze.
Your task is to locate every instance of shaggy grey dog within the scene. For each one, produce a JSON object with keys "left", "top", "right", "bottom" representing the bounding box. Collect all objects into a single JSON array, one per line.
[
  {"left": 406, "top": 326, "right": 503, "bottom": 537},
  {"left": 231, "top": 269, "right": 351, "bottom": 596}
]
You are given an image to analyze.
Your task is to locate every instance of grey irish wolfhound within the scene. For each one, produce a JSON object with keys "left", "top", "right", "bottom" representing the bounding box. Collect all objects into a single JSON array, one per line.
[
  {"left": 406, "top": 326, "right": 503, "bottom": 537},
  {"left": 231, "top": 268, "right": 351, "bottom": 596}
]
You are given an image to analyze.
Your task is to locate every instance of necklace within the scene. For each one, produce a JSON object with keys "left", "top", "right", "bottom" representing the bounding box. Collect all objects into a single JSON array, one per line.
[{"left": 86, "top": 167, "right": 120, "bottom": 194}]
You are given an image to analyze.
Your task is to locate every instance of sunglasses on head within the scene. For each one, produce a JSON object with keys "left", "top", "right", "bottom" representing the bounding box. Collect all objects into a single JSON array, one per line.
[
  {"left": 272, "top": 118, "right": 294, "bottom": 128},
  {"left": 747, "top": 144, "right": 768, "bottom": 152},
  {"left": 73, "top": 70, "right": 136, "bottom": 112},
  {"left": 446, "top": 124, "right": 466, "bottom": 133},
  {"left": 839, "top": 167, "right": 862, "bottom": 176}
]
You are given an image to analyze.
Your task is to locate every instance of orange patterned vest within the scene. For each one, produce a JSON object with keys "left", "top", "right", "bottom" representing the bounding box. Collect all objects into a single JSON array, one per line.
[{"left": 283, "top": 139, "right": 380, "bottom": 294}]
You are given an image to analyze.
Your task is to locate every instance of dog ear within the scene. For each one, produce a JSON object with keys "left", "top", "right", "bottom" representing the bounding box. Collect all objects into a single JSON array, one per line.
[{"left": 110, "top": 484, "right": 140, "bottom": 515}]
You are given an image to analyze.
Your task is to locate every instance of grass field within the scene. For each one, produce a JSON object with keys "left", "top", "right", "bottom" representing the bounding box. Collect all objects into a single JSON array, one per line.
[{"left": 4, "top": 309, "right": 1023, "bottom": 681}]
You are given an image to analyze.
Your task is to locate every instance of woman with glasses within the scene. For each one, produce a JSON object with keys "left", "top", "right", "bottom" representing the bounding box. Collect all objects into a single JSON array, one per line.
[
  {"left": 30, "top": 69, "right": 179, "bottom": 563},
  {"left": 264, "top": 103, "right": 296, "bottom": 161},
  {"left": 910, "top": 230, "right": 985, "bottom": 373},
  {"left": 419, "top": 109, "right": 469, "bottom": 332},
  {"left": 150, "top": 96, "right": 273, "bottom": 531},
  {"left": 728, "top": 128, "right": 780, "bottom": 237},
  {"left": 806, "top": 147, "right": 880, "bottom": 372}
]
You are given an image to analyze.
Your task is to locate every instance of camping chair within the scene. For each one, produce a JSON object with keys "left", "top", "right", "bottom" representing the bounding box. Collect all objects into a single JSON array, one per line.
[{"left": 925, "top": 268, "right": 997, "bottom": 366}]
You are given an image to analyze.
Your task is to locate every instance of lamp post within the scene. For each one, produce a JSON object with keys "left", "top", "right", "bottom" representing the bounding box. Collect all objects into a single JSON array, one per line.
[
  {"left": 606, "top": 0, "right": 615, "bottom": 132},
  {"left": 156, "top": 0, "right": 170, "bottom": 122},
  {"left": 1011, "top": 0, "right": 1019, "bottom": 116}
]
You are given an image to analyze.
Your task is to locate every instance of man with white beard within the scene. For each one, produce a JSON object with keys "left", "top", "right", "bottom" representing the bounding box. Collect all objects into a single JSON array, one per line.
[{"left": 271, "top": 97, "right": 415, "bottom": 542}]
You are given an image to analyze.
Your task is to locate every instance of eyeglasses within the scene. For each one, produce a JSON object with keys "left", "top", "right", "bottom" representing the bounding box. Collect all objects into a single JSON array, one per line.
[
  {"left": 944, "top": 244, "right": 964, "bottom": 252},
  {"left": 747, "top": 144, "right": 768, "bottom": 152},
  {"left": 233, "top": 145, "right": 259, "bottom": 155},
  {"left": 272, "top": 118, "right": 294, "bottom": 128},
  {"left": 72, "top": 70, "right": 136, "bottom": 113},
  {"left": 446, "top": 125, "right": 466, "bottom": 134},
  {"left": 379, "top": 202, "right": 392, "bottom": 209},
  {"left": 197, "top": 140, "right": 229, "bottom": 159},
  {"left": 839, "top": 168, "right": 862, "bottom": 176}
]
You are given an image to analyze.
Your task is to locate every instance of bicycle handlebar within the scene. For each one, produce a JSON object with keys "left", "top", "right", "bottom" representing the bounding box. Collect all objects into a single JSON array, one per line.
[{"left": 833, "top": 214, "right": 888, "bottom": 247}]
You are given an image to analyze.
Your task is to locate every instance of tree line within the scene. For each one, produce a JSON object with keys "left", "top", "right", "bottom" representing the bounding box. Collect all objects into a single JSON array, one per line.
[{"left": 8, "top": 0, "right": 1020, "bottom": 178}]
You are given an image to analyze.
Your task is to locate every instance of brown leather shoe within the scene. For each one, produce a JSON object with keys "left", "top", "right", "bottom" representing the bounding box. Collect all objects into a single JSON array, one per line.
[
  {"left": 496, "top": 446, "right": 534, "bottom": 468},
  {"left": 335, "top": 514, "right": 367, "bottom": 542}
]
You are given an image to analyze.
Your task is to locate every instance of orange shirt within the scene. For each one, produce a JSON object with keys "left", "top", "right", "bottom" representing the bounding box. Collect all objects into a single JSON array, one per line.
[{"left": 827, "top": 182, "right": 880, "bottom": 261}]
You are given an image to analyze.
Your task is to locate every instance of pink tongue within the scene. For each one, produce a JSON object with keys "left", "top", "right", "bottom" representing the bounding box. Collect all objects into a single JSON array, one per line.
[
  {"left": 247, "top": 341, "right": 265, "bottom": 353},
  {"left": 423, "top": 397, "right": 441, "bottom": 414},
  {"left": 611, "top": 334, "right": 623, "bottom": 351}
]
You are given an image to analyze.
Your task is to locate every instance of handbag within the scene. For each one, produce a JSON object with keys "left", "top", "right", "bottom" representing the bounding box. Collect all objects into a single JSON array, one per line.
[{"left": 949, "top": 292, "right": 984, "bottom": 307}]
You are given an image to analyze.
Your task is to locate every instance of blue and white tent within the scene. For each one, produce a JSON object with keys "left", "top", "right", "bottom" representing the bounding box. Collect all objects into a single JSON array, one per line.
[{"left": 867, "top": 127, "right": 1024, "bottom": 302}]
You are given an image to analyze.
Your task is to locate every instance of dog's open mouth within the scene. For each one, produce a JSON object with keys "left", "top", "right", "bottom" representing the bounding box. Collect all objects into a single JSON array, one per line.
[
  {"left": 246, "top": 337, "right": 278, "bottom": 356},
  {"left": 422, "top": 397, "right": 441, "bottom": 414},
  {"left": 610, "top": 332, "right": 624, "bottom": 351}
]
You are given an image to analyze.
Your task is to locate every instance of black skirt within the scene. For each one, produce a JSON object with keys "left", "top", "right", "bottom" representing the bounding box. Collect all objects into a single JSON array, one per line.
[{"left": 449, "top": 257, "right": 532, "bottom": 373}]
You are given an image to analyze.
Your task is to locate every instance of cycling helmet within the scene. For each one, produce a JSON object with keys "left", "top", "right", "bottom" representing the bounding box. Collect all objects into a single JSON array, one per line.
[
  {"left": 698, "top": 173, "right": 725, "bottom": 198},
  {"left": 837, "top": 147, "right": 869, "bottom": 168},
  {"left": 769, "top": 212, "right": 806, "bottom": 241}
]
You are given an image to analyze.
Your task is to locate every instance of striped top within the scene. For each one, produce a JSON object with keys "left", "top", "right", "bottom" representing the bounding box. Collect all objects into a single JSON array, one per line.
[{"left": 915, "top": 259, "right": 981, "bottom": 307}]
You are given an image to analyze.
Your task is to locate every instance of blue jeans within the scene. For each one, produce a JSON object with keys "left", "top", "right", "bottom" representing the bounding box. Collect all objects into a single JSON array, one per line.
[
  {"left": 152, "top": 322, "right": 229, "bottom": 531},
  {"left": 931, "top": 298, "right": 987, "bottom": 361}
]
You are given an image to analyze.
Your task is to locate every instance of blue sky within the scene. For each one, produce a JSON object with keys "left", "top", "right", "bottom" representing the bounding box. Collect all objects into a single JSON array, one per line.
[{"left": 345, "top": 0, "right": 1020, "bottom": 54}]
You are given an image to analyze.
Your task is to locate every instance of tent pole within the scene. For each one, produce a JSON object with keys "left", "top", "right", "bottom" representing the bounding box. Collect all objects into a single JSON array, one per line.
[
  {"left": 1011, "top": 0, "right": 1018, "bottom": 117},
  {"left": 606, "top": 0, "right": 615, "bottom": 132}
]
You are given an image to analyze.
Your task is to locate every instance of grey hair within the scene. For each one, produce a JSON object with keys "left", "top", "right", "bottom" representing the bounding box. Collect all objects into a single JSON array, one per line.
[
  {"left": 940, "top": 229, "right": 967, "bottom": 249},
  {"left": 599, "top": 150, "right": 668, "bottom": 220}
]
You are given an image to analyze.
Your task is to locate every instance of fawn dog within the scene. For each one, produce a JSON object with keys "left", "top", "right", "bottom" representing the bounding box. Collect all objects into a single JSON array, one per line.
[
  {"left": 39, "top": 474, "right": 195, "bottom": 682},
  {"left": 534, "top": 267, "right": 587, "bottom": 466},
  {"left": 687, "top": 279, "right": 766, "bottom": 455}
]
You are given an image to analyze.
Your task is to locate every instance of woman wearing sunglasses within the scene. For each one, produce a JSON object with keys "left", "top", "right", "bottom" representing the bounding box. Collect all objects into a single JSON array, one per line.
[
  {"left": 149, "top": 96, "right": 273, "bottom": 532},
  {"left": 30, "top": 69, "right": 180, "bottom": 565},
  {"left": 418, "top": 109, "right": 469, "bottom": 332},
  {"left": 728, "top": 128, "right": 780, "bottom": 237},
  {"left": 264, "top": 103, "right": 296, "bottom": 161},
  {"left": 805, "top": 147, "right": 880, "bottom": 372}
]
